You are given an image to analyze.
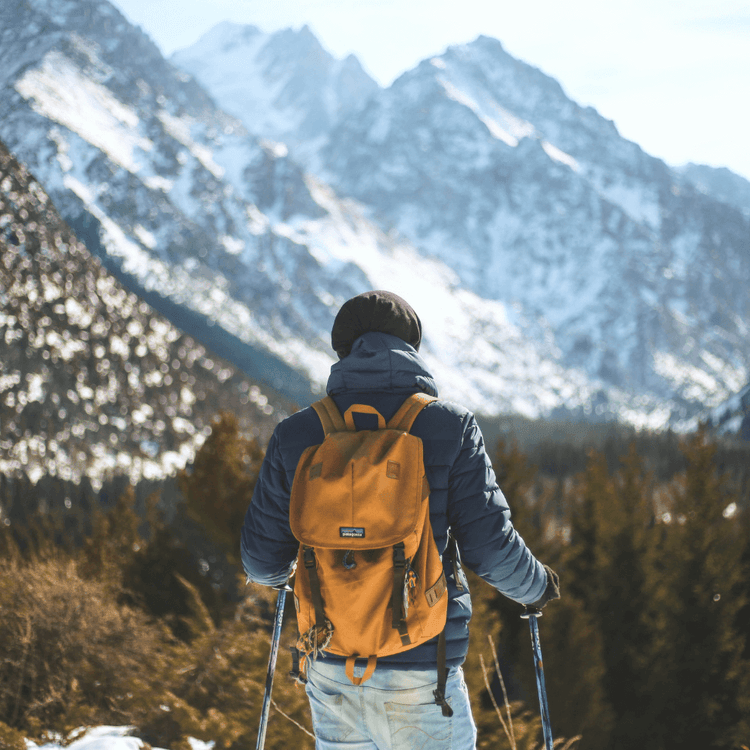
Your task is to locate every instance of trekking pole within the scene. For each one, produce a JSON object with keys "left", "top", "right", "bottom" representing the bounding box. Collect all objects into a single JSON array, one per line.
[
  {"left": 521, "top": 606, "right": 554, "bottom": 750},
  {"left": 256, "top": 582, "right": 291, "bottom": 750}
]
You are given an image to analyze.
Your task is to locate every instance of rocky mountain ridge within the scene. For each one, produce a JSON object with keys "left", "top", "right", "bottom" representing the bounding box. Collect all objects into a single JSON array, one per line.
[
  {"left": 175, "top": 24, "right": 750, "bottom": 431},
  {"left": 2, "top": 0, "right": 748, "bottom": 438}
]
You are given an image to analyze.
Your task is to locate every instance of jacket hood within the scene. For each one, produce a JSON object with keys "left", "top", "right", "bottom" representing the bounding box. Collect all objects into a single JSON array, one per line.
[{"left": 326, "top": 332, "right": 438, "bottom": 397}]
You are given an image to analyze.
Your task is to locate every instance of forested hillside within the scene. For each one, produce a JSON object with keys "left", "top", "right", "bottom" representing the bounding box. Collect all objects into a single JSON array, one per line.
[{"left": 2, "top": 413, "right": 748, "bottom": 750}]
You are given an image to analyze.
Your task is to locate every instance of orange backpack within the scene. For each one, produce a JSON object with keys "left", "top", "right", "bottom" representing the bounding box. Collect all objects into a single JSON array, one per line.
[{"left": 289, "top": 393, "right": 453, "bottom": 714}]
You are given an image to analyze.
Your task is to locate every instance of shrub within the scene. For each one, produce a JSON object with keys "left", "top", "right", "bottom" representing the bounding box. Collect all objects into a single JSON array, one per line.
[
  {"left": 0, "top": 721, "right": 26, "bottom": 750},
  {"left": 142, "top": 581, "right": 314, "bottom": 750},
  {"left": 0, "top": 555, "right": 177, "bottom": 737}
]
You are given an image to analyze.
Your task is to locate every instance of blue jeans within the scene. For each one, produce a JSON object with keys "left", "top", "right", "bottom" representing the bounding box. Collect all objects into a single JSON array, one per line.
[{"left": 305, "top": 658, "right": 477, "bottom": 749}]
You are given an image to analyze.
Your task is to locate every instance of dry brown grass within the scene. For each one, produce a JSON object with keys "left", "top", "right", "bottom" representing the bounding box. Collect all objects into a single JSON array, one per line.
[{"left": 0, "top": 554, "right": 178, "bottom": 737}]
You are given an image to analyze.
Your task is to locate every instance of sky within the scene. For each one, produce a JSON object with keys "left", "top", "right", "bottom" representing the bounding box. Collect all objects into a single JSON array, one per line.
[{"left": 112, "top": 0, "right": 750, "bottom": 181}]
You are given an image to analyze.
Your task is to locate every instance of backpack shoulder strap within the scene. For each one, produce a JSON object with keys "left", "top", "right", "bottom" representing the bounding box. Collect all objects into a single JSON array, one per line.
[
  {"left": 387, "top": 393, "right": 437, "bottom": 432},
  {"left": 311, "top": 396, "right": 346, "bottom": 437}
]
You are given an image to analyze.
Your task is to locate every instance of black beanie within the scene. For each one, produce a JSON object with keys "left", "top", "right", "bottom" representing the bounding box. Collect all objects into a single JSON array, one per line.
[{"left": 331, "top": 290, "right": 422, "bottom": 359}]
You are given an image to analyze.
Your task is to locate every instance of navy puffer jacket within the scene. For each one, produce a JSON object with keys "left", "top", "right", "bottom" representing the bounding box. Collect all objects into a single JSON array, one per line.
[{"left": 241, "top": 332, "right": 547, "bottom": 669}]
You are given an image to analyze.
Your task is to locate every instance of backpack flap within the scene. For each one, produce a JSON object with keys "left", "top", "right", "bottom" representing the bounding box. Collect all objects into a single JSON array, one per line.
[{"left": 290, "top": 425, "right": 427, "bottom": 549}]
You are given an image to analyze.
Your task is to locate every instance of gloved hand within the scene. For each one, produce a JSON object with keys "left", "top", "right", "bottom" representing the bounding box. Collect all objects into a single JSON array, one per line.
[{"left": 530, "top": 564, "right": 560, "bottom": 609}]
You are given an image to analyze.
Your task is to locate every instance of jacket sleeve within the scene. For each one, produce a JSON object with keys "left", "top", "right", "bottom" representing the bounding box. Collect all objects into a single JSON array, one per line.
[
  {"left": 240, "top": 426, "right": 299, "bottom": 587},
  {"left": 447, "top": 411, "right": 547, "bottom": 605}
]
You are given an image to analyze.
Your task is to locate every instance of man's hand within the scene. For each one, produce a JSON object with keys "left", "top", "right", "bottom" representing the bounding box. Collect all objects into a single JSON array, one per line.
[{"left": 530, "top": 564, "right": 560, "bottom": 609}]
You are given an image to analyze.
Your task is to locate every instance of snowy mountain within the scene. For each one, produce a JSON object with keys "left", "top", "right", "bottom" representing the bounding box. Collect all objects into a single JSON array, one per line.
[
  {"left": 0, "top": 0, "right": 629, "bottom": 426},
  {"left": 171, "top": 21, "right": 378, "bottom": 162},
  {"left": 313, "top": 38, "right": 750, "bottom": 421},
  {"left": 2, "top": 0, "right": 748, "bottom": 436},
  {"left": 0, "top": 138, "right": 292, "bottom": 498},
  {"left": 172, "top": 25, "right": 750, "bottom": 428}
]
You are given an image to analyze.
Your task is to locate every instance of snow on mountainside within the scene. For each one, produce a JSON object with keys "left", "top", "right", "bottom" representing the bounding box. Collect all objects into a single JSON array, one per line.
[
  {"left": 171, "top": 21, "right": 379, "bottom": 162},
  {"left": 0, "top": 0, "right": 624, "bottom": 432},
  {"left": 310, "top": 37, "right": 750, "bottom": 421},
  {"left": 0, "top": 138, "right": 292, "bottom": 497},
  {"left": 173, "top": 26, "right": 750, "bottom": 427}
]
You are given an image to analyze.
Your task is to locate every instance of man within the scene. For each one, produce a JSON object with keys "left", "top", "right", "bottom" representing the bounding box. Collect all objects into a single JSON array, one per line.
[{"left": 241, "top": 290, "right": 560, "bottom": 749}]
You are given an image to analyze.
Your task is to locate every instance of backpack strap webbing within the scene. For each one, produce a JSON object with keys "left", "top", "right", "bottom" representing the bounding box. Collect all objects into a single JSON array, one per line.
[
  {"left": 392, "top": 542, "right": 411, "bottom": 647},
  {"left": 434, "top": 629, "right": 454, "bottom": 717},
  {"left": 387, "top": 393, "right": 437, "bottom": 432},
  {"left": 311, "top": 396, "right": 346, "bottom": 436},
  {"left": 345, "top": 655, "right": 378, "bottom": 686},
  {"left": 302, "top": 546, "right": 326, "bottom": 630},
  {"left": 448, "top": 532, "right": 465, "bottom": 592},
  {"left": 312, "top": 393, "right": 435, "bottom": 436}
]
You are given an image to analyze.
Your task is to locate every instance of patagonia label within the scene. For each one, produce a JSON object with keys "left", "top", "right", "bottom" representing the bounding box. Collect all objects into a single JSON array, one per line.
[{"left": 340, "top": 527, "right": 365, "bottom": 539}]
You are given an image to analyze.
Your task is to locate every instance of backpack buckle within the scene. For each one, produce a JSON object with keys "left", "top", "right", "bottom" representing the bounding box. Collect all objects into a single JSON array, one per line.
[{"left": 393, "top": 542, "right": 406, "bottom": 569}]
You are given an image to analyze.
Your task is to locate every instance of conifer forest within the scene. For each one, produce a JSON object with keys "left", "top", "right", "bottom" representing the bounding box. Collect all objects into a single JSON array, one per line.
[{"left": 1, "top": 412, "right": 748, "bottom": 750}]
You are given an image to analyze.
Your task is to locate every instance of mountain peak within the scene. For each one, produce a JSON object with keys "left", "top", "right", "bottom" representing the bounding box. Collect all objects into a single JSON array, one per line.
[
  {"left": 2, "top": 1, "right": 749, "bottom": 443},
  {"left": 189, "top": 20, "right": 263, "bottom": 52},
  {"left": 171, "top": 22, "right": 377, "bottom": 150}
]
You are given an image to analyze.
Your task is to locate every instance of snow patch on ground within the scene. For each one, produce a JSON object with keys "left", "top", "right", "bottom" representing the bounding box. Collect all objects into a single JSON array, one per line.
[{"left": 26, "top": 725, "right": 215, "bottom": 750}]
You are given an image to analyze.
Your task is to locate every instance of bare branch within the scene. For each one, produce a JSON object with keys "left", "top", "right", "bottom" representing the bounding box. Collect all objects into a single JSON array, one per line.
[
  {"left": 271, "top": 698, "right": 315, "bottom": 739},
  {"left": 488, "top": 634, "right": 516, "bottom": 750},
  {"left": 479, "top": 652, "right": 515, "bottom": 750}
]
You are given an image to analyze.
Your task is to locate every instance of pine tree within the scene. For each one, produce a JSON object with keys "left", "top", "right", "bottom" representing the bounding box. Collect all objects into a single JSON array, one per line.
[
  {"left": 564, "top": 450, "right": 612, "bottom": 603},
  {"left": 178, "top": 411, "right": 264, "bottom": 565},
  {"left": 593, "top": 445, "right": 659, "bottom": 750},
  {"left": 78, "top": 485, "right": 143, "bottom": 585},
  {"left": 648, "top": 430, "right": 750, "bottom": 750},
  {"left": 559, "top": 445, "right": 667, "bottom": 749},
  {"left": 493, "top": 439, "right": 539, "bottom": 538}
]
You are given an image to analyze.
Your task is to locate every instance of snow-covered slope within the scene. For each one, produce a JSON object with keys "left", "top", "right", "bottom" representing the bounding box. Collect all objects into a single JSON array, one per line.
[
  {"left": 171, "top": 21, "right": 378, "bottom": 162},
  {"left": 0, "top": 0, "right": 621, "bottom": 426},
  {"left": 0, "top": 138, "right": 291, "bottom": 495},
  {"left": 3, "top": 0, "right": 748, "bottom": 433}
]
